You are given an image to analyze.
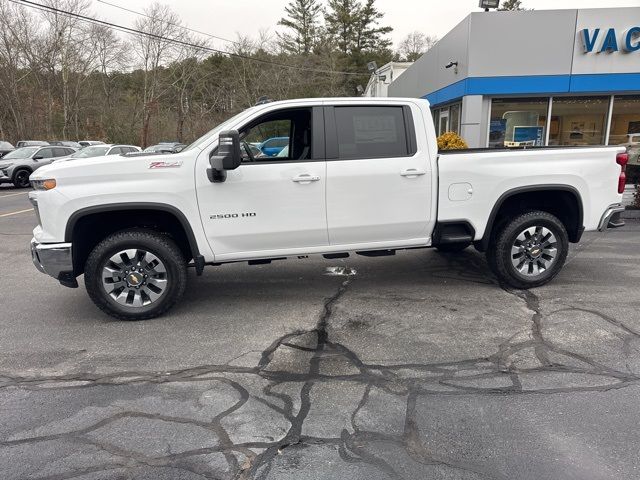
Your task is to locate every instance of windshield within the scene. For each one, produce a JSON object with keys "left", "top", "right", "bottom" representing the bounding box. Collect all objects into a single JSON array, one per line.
[
  {"left": 71, "top": 146, "right": 110, "bottom": 158},
  {"left": 2, "top": 147, "right": 39, "bottom": 159},
  {"left": 180, "top": 108, "right": 259, "bottom": 153}
]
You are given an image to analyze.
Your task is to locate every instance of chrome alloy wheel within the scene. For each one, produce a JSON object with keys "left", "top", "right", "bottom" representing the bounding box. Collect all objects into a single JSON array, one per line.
[
  {"left": 510, "top": 226, "right": 558, "bottom": 277},
  {"left": 101, "top": 249, "right": 168, "bottom": 307}
]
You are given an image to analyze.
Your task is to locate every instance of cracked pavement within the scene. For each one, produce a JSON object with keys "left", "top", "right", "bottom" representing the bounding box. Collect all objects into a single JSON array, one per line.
[{"left": 2, "top": 187, "right": 640, "bottom": 479}]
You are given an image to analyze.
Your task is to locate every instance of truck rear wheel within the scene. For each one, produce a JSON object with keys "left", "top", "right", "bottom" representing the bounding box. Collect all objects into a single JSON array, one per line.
[
  {"left": 84, "top": 230, "right": 187, "bottom": 320},
  {"left": 487, "top": 211, "right": 568, "bottom": 289}
]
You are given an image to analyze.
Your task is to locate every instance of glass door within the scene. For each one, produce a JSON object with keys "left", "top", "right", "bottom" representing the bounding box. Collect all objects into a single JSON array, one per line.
[{"left": 439, "top": 108, "right": 450, "bottom": 135}]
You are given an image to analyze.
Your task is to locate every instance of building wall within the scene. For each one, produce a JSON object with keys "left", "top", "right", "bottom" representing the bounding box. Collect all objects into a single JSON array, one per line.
[
  {"left": 388, "top": 16, "right": 471, "bottom": 100},
  {"left": 388, "top": 7, "right": 640, "bottom": 148},
  {"left": 389, "top": 7, "right": 640, "bottom": 103},
  {"left": 467, "top": 10, "right": 576, "bottom": 78}
]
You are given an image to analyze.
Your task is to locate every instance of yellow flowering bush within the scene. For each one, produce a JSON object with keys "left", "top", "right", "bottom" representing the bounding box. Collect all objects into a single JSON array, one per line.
[{"left": 437, "top": 132, "right": 468, "bottom": 150}]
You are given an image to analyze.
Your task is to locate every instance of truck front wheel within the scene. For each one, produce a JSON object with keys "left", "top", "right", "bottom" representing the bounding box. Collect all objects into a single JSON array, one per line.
[
  {"left": 487, "top": 211, "right": 569, "bottom": 289},
  {"left": 84, "top": 230, "right": 187, "bottom": 320}
]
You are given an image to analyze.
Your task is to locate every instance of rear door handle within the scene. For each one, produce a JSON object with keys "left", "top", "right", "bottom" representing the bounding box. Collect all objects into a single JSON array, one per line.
[
  {"left": 400, "top": 168, "right": 427, "bottom": 177},
  {"left": 292, "top": 174, "right": 320, "bottom": 184}
]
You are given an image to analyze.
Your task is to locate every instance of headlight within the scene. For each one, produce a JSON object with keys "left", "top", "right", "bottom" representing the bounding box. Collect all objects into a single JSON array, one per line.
[{"left": 31, "top": 179, "right": 57, "bottom": 190}]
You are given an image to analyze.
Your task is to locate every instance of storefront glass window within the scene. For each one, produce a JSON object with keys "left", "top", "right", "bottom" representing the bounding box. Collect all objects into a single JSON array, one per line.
[
  {"left": 489, "top": 98, "right": 549, "bottom": 148},
  {"left": 450, "top": 104, "right": 461, "bottom": 135},
  {"left": 609, "top": 96, "right": 640, "bottom": 167},
  {"left": 439, "top": 108, "right": 450, "bottom": 135},
  {"left": 432, "top": 103, "right": 462, "bottom": 137},
  {"left": 548, "top": 96, "right": 609, "bottom": 146}
]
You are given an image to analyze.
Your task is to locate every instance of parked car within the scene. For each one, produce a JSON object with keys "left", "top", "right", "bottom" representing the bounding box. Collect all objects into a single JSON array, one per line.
[
  {"left": 53, "top": 144, "right": 141, "bottom": 163},
  {"left": 241, "top": 142, "right": 265, "bottom": 161},
  {"left": 29, "top": 97, "right": 628, "bottom": 320},
  {"left": 259, "top": 136, "right": 289, "bottom": 156},
  {"left": 0, "top": 146, "right": 76, "bottom": 187},
  {"left": 143, "top": 142, "right": 186, "bottom": 154},
  {"left": 0, "top": 141, "right": 15, "bottom": 158},
  {"left": 16, "top": 140, "right": 49, "bottom": 148},
  {"left": 78, "top": 140, "right": 106, "bottom": 148},
  {"left": 48, "top": 140, "right": 82, "bottom": 149}
]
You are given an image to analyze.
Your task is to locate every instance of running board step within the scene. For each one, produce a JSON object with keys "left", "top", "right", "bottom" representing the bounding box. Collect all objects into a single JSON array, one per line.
[
  {"left": 323, "top": 253, "right": 349, "bottom": 259},
  {"left": 248, "top": 257, "right": 286, "bottom": 265},
  {"left": 356, "top": 250, "right": 396, "bottom": 257},
  {"left": 439, "top": 234, "right": 473, "bottom": 244}
]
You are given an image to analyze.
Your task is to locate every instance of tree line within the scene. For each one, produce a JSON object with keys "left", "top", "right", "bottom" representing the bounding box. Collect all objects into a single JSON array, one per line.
[{"left": 0, "top": 0, "right": 439, "bottom": 148}]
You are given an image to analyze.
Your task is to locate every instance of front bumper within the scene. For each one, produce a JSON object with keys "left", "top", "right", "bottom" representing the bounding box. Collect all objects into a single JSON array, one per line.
[
  {"left": 598, "top": 204, "right": 626, "bottom": 232},
  {"left": 30, "top": 238, "right": 77, "bottom": 287}
]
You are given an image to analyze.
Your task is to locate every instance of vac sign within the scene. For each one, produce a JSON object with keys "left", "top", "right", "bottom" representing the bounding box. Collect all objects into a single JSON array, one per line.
[{"left": 581, "top": 27, "right": 640, "bottom": 53}]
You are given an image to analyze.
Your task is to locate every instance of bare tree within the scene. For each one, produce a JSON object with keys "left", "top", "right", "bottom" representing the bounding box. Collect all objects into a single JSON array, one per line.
[
  {"left": 397, "top": 31, "right": 437, "bottom": 62},
  {"left": 0, "top": 1, "right": 35, "bottom": 140},
  {"left": 134, "top": 3, "right": 182, "bottom": 147}
]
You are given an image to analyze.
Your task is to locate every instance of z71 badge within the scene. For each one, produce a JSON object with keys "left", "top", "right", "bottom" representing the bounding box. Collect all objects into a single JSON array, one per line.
[
  {"left": 210, "top": 212, "right": 257, "bottom": 220},
  {"left": 149, "top": 161, "right": 183, "bottom": 169}
]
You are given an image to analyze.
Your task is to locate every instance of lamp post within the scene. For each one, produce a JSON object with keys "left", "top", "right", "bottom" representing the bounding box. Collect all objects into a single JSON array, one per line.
[{"left": 479, "top": 0, "right": 500, "bottom": 12}]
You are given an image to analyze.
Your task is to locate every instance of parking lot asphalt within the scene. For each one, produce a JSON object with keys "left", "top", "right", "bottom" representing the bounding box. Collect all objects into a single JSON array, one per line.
[{"left": 1, "top": 184, "right": 640, "bottom": 480}]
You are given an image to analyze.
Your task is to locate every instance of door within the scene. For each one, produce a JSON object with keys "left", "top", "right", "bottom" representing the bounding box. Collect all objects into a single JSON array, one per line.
[
  {"left": 325, "top": 104, "right": 432, "bottom": 245},
  {"left": 439, "top": 108, "right": 450, "bottom": 135},
  {"left": 196, "top": 107, "right": 328, "bottom": 259},
  {"left": 32, "top": 147, "right": 57, "bottom": 166}
]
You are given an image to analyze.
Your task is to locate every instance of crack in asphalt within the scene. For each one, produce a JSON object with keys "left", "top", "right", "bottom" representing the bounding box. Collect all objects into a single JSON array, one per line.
[{"left": 2, "top": 254, "right": 639, "bottom": 480}]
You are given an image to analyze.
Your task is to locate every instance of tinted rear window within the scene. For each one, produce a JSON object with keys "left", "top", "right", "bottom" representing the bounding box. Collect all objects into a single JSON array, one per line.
[{"left": 334, "top": 106, "right": 409, "bottom": 159}]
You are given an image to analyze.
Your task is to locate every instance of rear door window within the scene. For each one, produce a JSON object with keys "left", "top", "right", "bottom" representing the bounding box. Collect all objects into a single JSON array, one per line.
[
  {"left": 52, "top": 148, "right": 69, "bottom": 157},
  {"left": 334, "top": 106, "right": 410, "bottom": 160},
  {"left": 38, "top": 147, "right": 56, "bottom": 158}
]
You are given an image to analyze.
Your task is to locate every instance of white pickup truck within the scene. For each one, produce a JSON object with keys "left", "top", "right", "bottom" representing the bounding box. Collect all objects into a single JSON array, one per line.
[{"left": 29, "top": 98, "right": 628, "bottom": 320}]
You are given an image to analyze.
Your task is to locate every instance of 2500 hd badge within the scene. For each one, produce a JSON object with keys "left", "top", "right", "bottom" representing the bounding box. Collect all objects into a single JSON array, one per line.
[{"left": 210, "top": 212, "right": 257, "bottom": 220}]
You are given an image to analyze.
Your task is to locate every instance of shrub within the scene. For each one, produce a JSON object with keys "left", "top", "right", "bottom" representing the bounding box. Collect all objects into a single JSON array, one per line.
[{"left": 437, "top": 132, "right": 468, "bottom": 150}]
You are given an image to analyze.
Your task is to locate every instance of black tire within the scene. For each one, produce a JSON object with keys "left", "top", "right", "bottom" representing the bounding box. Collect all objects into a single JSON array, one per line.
[
  {"left": 12, "top": 169, "right": 31, "bottom": 188},
  {"left": 85, "top": 230, "right": 187, "bottom": 320},
  {"left": 487, "top": 211, "right": 569, "bottom": 289},
  {"left": 436, "top": 242, "right": 471, "bottom": 253}
]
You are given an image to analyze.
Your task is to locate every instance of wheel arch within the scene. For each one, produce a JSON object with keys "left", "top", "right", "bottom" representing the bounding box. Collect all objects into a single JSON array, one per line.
[
  {"left": 477, "top": 185, "right": 584, "bottom": 252},
  {"left": 11, "top": 165, "right": 33, "bottom": 180},
  {"left": 65, "top": 203, "right": 204, "bottom": 275}
]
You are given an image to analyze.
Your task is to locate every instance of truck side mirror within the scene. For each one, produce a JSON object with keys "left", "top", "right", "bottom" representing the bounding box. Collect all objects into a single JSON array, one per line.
[{"left": 208, "top": 130, "right": 241, "bottom": 183}]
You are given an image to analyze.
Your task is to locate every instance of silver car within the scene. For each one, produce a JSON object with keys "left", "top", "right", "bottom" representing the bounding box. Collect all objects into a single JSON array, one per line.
[
  {"left": 0, "top": 146, "right": 76, "bottom": 188},
  {"left": 53, "top": 144, "right": 141, "bottom": 164}
]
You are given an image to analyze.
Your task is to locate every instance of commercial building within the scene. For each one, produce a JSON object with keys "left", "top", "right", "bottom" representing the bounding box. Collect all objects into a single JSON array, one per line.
[
  {"left": 364, "top": 62, "right": 413, "bottom": 97},
  {"left": 388, "top": 7, "right": 640, "bottom": 155}
]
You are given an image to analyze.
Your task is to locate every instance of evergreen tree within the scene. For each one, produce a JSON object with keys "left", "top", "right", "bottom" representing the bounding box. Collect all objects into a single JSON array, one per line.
[
  {"left": 355, "top": 0, "right": 393, "bottom": 53},
  {"left": 325, "top": 0, "right": 359, "bottom": 55},
  {"left": 277, "top": 0, "right": 322, "bottom": 55},
  {"left": 325, "top": 0, "right": 392, "bottom": 55}
]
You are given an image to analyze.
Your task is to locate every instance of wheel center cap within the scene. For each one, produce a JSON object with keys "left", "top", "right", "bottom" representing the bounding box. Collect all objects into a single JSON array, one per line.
[
  {"left": 528, "top": 246, "right": 542, "bottom": 258},
  {"left": 127, "top": 272, "right": 143, "bottom": 287}
]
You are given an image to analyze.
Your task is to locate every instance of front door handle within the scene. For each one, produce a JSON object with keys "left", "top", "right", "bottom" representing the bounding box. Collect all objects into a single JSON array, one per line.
[
  {"left": 400, "top": 168, "right": 427, "bottom": 178},
  {"left": 292, "top": 174, "right": 321, "bottom": 184}
]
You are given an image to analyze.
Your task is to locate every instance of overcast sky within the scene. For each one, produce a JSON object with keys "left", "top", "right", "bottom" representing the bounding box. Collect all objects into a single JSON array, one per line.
[{"left": 93, "top": 0, "right": 640, "bottom": 49}]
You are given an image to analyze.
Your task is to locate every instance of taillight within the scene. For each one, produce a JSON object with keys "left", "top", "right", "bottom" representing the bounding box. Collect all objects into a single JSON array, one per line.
[{"left": 617, "top": 153, "right": 628, "bottom": 194}]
